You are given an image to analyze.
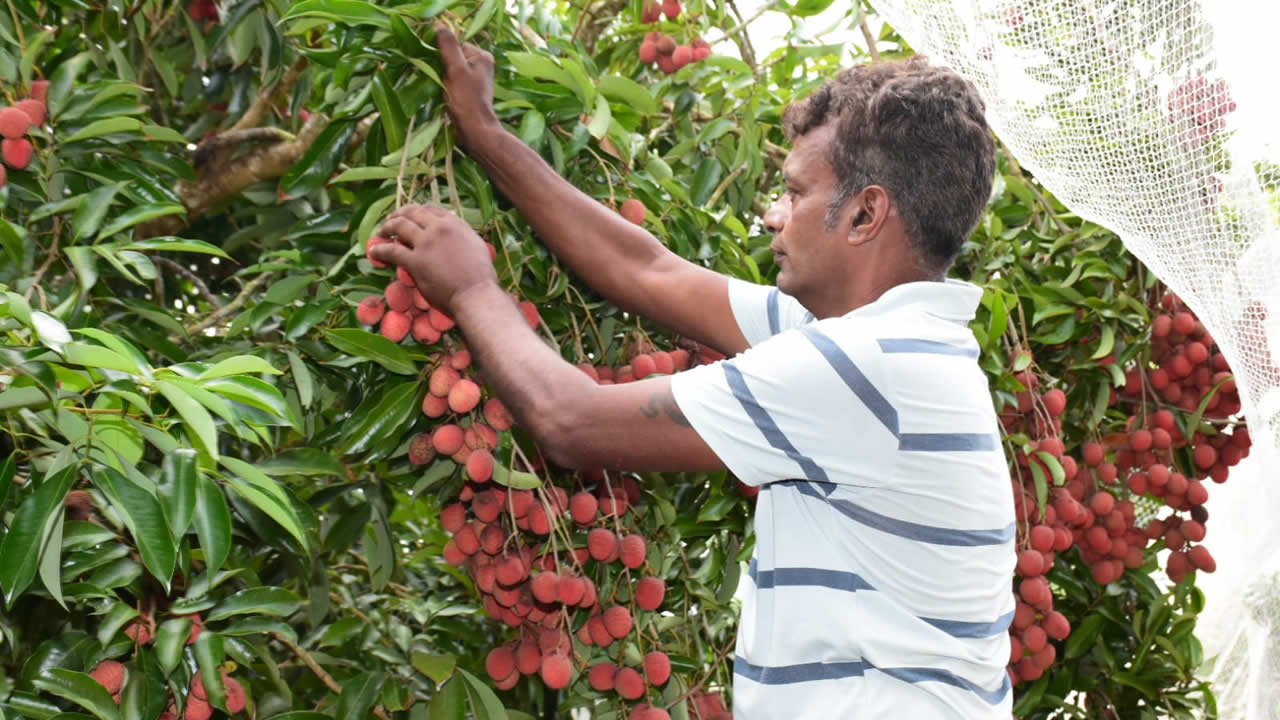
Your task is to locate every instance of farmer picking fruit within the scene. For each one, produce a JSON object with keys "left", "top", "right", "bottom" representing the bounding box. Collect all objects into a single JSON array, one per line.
[{"left": 372, "top": 23, "right": 1013, "bottom": 720}]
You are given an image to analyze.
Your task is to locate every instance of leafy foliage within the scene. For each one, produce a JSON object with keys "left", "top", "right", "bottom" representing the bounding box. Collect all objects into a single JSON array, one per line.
[{"left": 0, "top": 0, "right": 1234, "bottom": 718}]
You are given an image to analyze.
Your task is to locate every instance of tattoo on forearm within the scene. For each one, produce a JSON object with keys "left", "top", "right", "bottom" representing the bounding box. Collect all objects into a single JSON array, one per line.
[{"left": 641, "top": 391, "right": 692, "bottom": 427}]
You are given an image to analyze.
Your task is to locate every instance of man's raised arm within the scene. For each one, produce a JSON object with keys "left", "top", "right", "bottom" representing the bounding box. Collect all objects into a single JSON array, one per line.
[{"left": 435, "top": 25, "right": 749, "bottom": 358}]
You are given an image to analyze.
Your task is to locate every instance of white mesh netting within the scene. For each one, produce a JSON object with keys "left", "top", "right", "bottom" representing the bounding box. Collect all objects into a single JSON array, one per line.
[{"left": 861, "top": 0, "right": 1280, "bottom": 716}]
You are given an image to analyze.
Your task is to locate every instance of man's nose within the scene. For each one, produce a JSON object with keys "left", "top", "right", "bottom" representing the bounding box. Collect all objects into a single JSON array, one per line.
[{"left": 763, "top": 195, "right": 790, "bottom": 233}]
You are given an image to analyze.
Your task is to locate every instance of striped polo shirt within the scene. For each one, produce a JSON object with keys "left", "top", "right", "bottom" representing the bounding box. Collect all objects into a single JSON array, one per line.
[{"left": 670, "top": 278, "right": 1016, "bottom": 719}]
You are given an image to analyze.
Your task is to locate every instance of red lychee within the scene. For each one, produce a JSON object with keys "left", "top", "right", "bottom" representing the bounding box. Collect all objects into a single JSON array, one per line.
[
  {"left": 486, "top": 645, "right": 516, "bottom": 681},
  {"left": 588, "top": 528, "right": 619, "bottom": 562},
  {"left": 588, "top": 662, "right": 617, "bottom": 691},
  {"left": 603, "top": 606, "right": 633, "bottom": 638},
  {"left": 635, "top": 576, "right": 665, "bottom": 611},
  {"left": 620, "top": 534, "right": 647, "bottom": 569},
  {"left": 379, "top": 310, "right": 410, "bottom": 342},
  {"left": 621, "top": 198, "right": 646, "bottom": 225},
  {"left": 643, "top": 651, "right": 671, "bottom": 685},
  {"left": 0, "top": 107, "right": 29, "bottom": 139},
  {"left": 448, "top": 378, "right": 482, "bottom": 413},
  {"left": 614, "top": 667, "right": 645, "bottom": 699},
  {"left": 89, "top": 660, "right": 126, "bottom": 694}
]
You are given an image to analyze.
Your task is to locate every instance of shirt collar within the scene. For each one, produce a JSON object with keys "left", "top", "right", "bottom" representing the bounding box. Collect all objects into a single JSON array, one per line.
[{"left": 845, "top": 279, "right": 983, "bottom": 324}]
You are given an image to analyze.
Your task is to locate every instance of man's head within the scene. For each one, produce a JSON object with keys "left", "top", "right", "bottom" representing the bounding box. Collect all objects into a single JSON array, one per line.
[{"left": 763, "top": 57, "right": 995, "bottom": 312}]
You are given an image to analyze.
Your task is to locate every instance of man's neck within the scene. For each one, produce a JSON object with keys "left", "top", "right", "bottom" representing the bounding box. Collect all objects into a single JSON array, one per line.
[{"left": 807, "top": 267, "right": 943, "bottom": 320}]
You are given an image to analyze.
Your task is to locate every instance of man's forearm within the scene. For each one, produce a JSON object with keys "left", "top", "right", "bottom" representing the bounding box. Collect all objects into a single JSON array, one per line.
[
  {"left": 449, "top": 281, "right": 594, "bottom": 463},
  {"left": 467, "top": 127, "right": 668, "bottom": 314}
]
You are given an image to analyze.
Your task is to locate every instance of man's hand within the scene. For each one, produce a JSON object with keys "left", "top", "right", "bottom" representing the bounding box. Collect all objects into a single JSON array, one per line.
[
  {"left": 435, "top": 23, "right": 499, "bottom": 152},
  {"left": 371, "top": 205, "right": 498, "bottom": 314}
]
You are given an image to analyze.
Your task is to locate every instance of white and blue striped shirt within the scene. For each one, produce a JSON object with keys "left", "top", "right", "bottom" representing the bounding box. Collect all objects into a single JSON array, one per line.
[{"left": 671, "top": 278, "right": 1016, "bottom": 719}]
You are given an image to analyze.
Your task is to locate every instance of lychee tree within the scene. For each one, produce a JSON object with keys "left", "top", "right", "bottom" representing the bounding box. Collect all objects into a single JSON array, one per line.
[{"left": 0, "top": 0, "right": 1235, "bottom": 718}]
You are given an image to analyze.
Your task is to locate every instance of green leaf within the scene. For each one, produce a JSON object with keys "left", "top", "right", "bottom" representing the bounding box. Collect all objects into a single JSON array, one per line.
[
  {"left": 586, "top": 92, "right": 611, "bottom": 140},
  {"left": 31, "top": 670, "right": 120, "bottom": 720},
  {"left": 32, "top": 311, "right": 72, "bottom": 352},
  {"left": 334, "top": 670, "right": 383, "bottom": 720},
  {"left": 64, "top": 246, "right": 99, "bottom": 291},
  {"left": 206, "top": 587, "right": 302, "bottom": 622},
  {"left": 118, "top": 237, "right": 231, "bottom": 259},
  {"left": 425, "top": 677, "right": 465, "bottom": 720},
  {"left": 0, "top": 453, "right": 14, "bottom": 509},
  {"left": 371, "top": 70, "right": 409, "bottom": 152},
  {"left": 199, "top": 355, "right": 282, "bottom": 381},
  {"left": 598, "top": 75, "right": 658, "bottom": 115},
  {"left": 463, "top": 0, "right": 500, "bottom": 39},
  {"left": 457, "top": 669, "right": 506, "bottom": 720},
  {"left": 201, "top": 376, "right": 292, "bottom": 422},
  {"left": 410, "top": 652, "right": 457, "bottom": 684},
  {"left": 0, "top": 467, "right": 78, "bottom": 607},
  {"left": 156, "top": 449, "right": 198, "bottom": 539},
  {"left": 691, "top": 157, "right": 723, "bottom": 207},
  {"left": 1065, "top": 613, "right": 1104, "bottom": 659},
  {"left": 490, "top": 464, "right": 541, "bottom": 490},
  {"left": 264, "top": 274, "right": 315, "bottom": 305},
  {"left": 92, "top": 467, "right": 176, "bottom": 591},
  {"left": 259, "top": 449, "right": 345, "bottom": 477},
  {"left": 193, "top": 474, "right": 232, "bottom": 574},
  {"left": 287, "top": 350, "right": 314, "bottom": 408},
  {"left": 323, "top": 328, "right": 417, "bottom": 375},
  {"left": 72, "top": 330, "right": 152, "bottom": 376},
  {"left": 1090, "top": 324, "right": 1116, "bottom": 360},
  {"left": 141, "top": 124, "right": 189, "bottom": 143},
  {"left": 63, "top": 117, "right": 142, "bottom": 143},
  {"left": 96, "top": 204, "right": 186, "bottom": 239},
  {"left": 281, "top": 0, "right": 391, "bottom": 28},
  {"left": 339, "top": 381, "right": 423, "bottom": 456},
  {"left": 220, "top": 457, "right": 310, "bottom": 551},
  {"left": 153, "top": 380, "right": 219, "bottom": 459},
  {"left": 153, "top": 618, "right": 192, "bottom": 677},
  {"left": 193, "top": 632, "right": 227, "bottom": 711},
  {"left": 1033, "top": 451, "right": 1067, "bottom": 485},
  {"left": 62, "top": 342, "right": 142, "bottom": 375},
  {"left": 37, "top": 510, "right": 66, "bottom": 609}
]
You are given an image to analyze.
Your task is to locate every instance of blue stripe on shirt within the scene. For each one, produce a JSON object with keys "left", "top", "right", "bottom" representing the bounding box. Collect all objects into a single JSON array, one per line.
[
  {"left": 877, "top": 338, "right": 980, "bottom": 358},
  {"left": 767, "top": 288, "right": 781, "bottom": 336},
  {"left": 734, "top": 656, "right": 1011, "bottom": 705},
  {"left": 899, "top": 432, "right": 1000, "bottom": 452},
  {"left": 787, "top": 479, "right": 1016, "bottom": 546},
  {"left": 722, "top": 363, "right": 829, "bottom": 483},
  {"left": 797, "top": 325, "right": 899, "bottom": 435}
]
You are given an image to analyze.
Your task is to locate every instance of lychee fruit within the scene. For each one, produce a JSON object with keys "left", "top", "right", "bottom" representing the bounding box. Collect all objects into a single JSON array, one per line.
[
  {"left": 384, "top": 281, "right": 414, "bottom": 313},
  {"left": 421, "top": 393, "right": 448, "bottom": 418},
  {"left": 448, "top": 378, "right": 482, "bottom": 413},
  {"left": 2, "top": 138, "right": 33, "bottom": 170},
  {"left": 632, "top": 354, "right": 658, "bottom": 379},
  {"left": 538, "top": 653, "right": 571, "bottom": 689},
  {"left": 620, "top": 534, "right": 647, "bottom": 569},
  {"left": 483, "top": 397, "right": 514, "bottom": 430},
  {"left": 662, "top": 0, "right": 681, "bottom": 20},
  {"left": 486, "top": 645, "right": 517, "bottom": 681},
  {"left": 603, "top": 606, "right": 633, "bottom": 638},
  {"left": 1042, "top": 389, "right": 1066, "bottom": 417},
  {"left": 123, "top": 621, "right": 152, "bottom": 645},
  {"left": 621, "top": 198, "right": 646, "bottom": 225},
  {"left": 184, "top": 698, "right": 213, "bottom": 720},
  {"left": 570, "top": 492, "right": 598, "bottom": 524},
  {"left": 588, "top": 528, "right": 619, "bottom": 561},
  {"left": 89, "top": 660, "right": 126, "bottom": 694},
  {"left": 396, "top": 265, "right": 416, "bottom": 288},
  {"left": 635, "top": 576, "right": 665, "bottom": 611},
  {"left": 223, "top": 674, "right": 246, "bottom": 713},
  {"left": 643, "top": 651, "right": 671, "bottom": 686},
  {"left": 496, "top": 554, "right": 528, "bottom": 586},
  {"left": 656, "top": 35, "right": 676, "bottom": 55},
  {"left": 588, "top": 662, "right": 617, "bottom": 691},
  {"left": 587, "top": 614, "right": 613, "bottom": 646},
  {"left": 366, "top": 235, "right": 391, "bottom": 268},
  {"left": 15, "top": 99, "right": 46, "bottom": 127},
  {"left": 614, "top": 667, "right": 645, "bottom": 699},
  {"left": 356, "top": 296, "right": 386, "bottom": 326},
  {"left": 672, "top": 46, "right": 692, "bottom": 69},
  {"left": 412, "top": 313, "right": 441, "bottom": 343},
  {"left": 557, "top": 575, "right": 586, "bottom": 605},
  {"left": 639, "top": 41, "right": 658, "bottom": 65},
  {"left": 516, "top": 641, "right": 542, "bottom": 675},
  {"left": 30, "top": 80, "right": 49, "bottom": 104},
  {"left": 379, "top": 311, "right": 410, "bottom": 342},
  {"left": 466, "top": 449, "right": 495, "bottom": 483},
  {"left": 441, "top": 503, "right": 466, "bottom": 533},
  {"left": 0, "top": 107, "right": 30, "bottom": 139},
  {"left": 531, "top": 572, "right": 559, "bottom": 603},
  {"left": 428, "top": 307, "right": 455, "bottom": 331},
  {"left": 432, "top": 424, "right": 465, "bottom": 455}
]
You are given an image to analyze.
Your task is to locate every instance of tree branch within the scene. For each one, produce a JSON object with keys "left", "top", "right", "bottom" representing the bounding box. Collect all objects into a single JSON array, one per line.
[
  {"left": 137, "top": 116, "right": 328, "bottom": 239},
  {"left": 184, "top": 273, "right": 273, "bottom": 337},
  {"left": 274, "top": 632, "right": 392, "bottom": 720},
  {"left": 856, "top": 2, "right": 882, "bottom": 62},
  {"left": 230, "top": 57, "right": 308, "bottom": 133},
  {"left": 152, "top": 256, "right": 221, "bottom": 310}
]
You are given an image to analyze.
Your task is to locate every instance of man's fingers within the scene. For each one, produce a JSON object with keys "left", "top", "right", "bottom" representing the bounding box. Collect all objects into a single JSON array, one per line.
[
  {"left": 380, "top": 216, "right": 428, "bottom": 248},
  {"left": 435, "top": 24, "right": 467, "bottom": 70},
  {"left": 463, "top": 45, "right": 494, "bottom": 68},
  {"left": 369, "top": 240, "right": 409, "bottom": 266}
]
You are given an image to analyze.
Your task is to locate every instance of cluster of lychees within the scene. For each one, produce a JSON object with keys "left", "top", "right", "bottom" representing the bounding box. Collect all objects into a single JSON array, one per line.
[
  {"left": 86, "top": 615, "right": 245, "bottom": 719},
  {"left": 0, "top": 81, "right": 48, "bottom": 187},
  {"left": 355, "top": 229, "right": 725, "bottom": 718},
  {"left": 999, "top": 290, "right": 1247, "bottom": 687},
  {"left": 636, "top": 0, "right": 712, "bottom": 75},
  {"left": 1168, "top": 74, "right": 1236, "bottom": 144}
]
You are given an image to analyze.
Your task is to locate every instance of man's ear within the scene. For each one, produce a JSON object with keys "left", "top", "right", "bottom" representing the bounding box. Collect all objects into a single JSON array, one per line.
[{"left": 848, "top": 185, "right": 892, "bottom": 247}]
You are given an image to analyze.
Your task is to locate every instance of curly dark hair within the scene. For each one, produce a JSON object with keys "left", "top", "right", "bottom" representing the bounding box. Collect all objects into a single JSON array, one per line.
[{"left": 783, "top": 57, "right": 995, "bottom": 271}]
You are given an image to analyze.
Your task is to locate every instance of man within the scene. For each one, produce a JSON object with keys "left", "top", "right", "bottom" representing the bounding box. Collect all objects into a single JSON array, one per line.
[{"left": 373, "top": 24, "right": 1016, "bottom": 719}]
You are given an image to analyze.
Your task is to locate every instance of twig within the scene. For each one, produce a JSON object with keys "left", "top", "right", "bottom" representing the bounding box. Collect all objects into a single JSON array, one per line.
[
  {"left": 723, "top": 0, "right": 758, "bottom": 71},
  {"left": 705, "top": 164, "right": 746, "bottom": 208},
  {"left": 184, "top": 273, "right": 273, "bottom": 337},
  {"left": 855, "top": 2, "right": 881, "bottom": 63},
  {"left": 230, "top": 57, "right": 308, "bottom": 133},
  {"left": 23, "top": 236, "right": 60, "bottom": 303},
  {"left": 274, "top": 632, "right": 392, "bottom": 720},
  {"left": 396, "top": 114, "right": 418, "bottom": 209},
  {"left": 707, "top": 0, "right": 782, "bottom": 47},
  {"left": 152, "top": 256, "right": 222, "bottom": 310}
]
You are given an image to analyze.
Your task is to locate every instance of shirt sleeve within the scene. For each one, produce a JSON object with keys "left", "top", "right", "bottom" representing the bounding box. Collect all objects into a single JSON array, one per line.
[
  {"left": 728, "top": 278, "right": 816, "bottom": 347},
  {"left": 670, "top": 321, "right": 898, "bottom": 487}
]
